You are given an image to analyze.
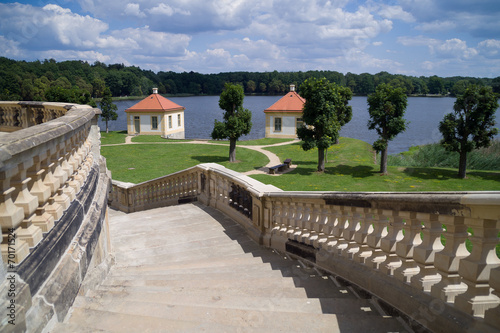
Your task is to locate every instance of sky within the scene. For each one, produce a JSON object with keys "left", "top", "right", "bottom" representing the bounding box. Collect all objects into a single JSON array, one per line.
[{"left": 0, "top": 0, "right": 499, "bottom": 77}]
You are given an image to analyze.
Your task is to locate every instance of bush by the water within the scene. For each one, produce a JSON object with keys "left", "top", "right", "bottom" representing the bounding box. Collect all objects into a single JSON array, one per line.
[{"left": 388, "top": 140, "right": 500, "bottom": 170}]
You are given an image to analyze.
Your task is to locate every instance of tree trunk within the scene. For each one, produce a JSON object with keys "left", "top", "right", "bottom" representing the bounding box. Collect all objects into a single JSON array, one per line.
[
  {"left": 106, "top": 120, "right": 109, "bottom": 133},
  {"left": 318, "top": 148, "right": 325, "bottom": 172},
  {"left": 458, "top": 150, "right": 467, "bottom": 179},
  {"left": 380, "top": 147, "right": 388, "bottom": 174},
  {"left": 229, "top": 138, "right": 237, "bottom": 162}
]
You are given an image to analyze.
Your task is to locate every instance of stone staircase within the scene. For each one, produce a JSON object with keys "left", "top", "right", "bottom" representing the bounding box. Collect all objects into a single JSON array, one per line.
[{"left": 49, "top": 203, "right": 410, "bottom": 333}]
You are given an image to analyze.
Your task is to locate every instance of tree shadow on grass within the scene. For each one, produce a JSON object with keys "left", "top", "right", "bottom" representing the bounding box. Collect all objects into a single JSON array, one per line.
[
  {"left": 190, "top": 155, "right": 227, "bottom": 164},
  {"left": 291, "top": 161, "right": 377, "bottom": 178},
  {"left": 404, "top": 167, "right": 500, "bottom": 182}
]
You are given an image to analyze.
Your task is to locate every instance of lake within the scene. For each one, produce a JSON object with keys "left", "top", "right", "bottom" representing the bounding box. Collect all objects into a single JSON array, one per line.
[{"left": 97, "top": 96, "right": 500, "bottom": 155}]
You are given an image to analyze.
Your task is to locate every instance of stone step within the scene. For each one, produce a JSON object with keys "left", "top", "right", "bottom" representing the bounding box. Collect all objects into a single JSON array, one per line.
[
  {"left": 114, "top": 243, "right": 259, "bottom": 266},
  {"left": 78, "top": 288, "right": 380, "bottom": 316},
  {"left": 111, "top": 262, "right": 282, "bottom": 280},
  {"left": 111, "top": 251, "right": 265, "bottom": 271},
  {"left": 94, "top": 283, "right": 310, "bottom": 299},
  {"left": 62, "top": 301, "right": 405, "bottom": 333}
]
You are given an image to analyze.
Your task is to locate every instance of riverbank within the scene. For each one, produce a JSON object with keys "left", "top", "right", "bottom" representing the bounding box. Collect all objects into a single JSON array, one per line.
[{"left": 100, "top": 132, "right": 500, "bottom": 191}]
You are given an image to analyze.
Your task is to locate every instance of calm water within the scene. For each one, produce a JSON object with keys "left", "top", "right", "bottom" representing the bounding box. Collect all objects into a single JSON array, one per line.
[{"left": 98, "top": 96, "right": 500, "bottom": 155}]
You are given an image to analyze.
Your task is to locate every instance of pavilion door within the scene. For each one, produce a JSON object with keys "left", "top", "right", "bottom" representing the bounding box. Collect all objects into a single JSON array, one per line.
[{"left": 134, "top": 116, "right": 140, "bottom": 133}]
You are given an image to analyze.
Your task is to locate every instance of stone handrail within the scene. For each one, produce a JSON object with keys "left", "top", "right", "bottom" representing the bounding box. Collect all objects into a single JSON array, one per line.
[
  {"left": 110, "top": 163, "right": 500, "bottom": 333},
  {"left": 0, "top": 101, "right": 101, "bottom": 265},
  {"left": 0, "top": 101, "right": 113, "bottom": 332},
  {"left": 0, "top": 101, "right": 73, "bottom": 132}
]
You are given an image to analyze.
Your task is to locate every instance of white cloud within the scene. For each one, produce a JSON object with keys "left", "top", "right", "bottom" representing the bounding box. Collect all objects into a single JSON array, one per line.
[
  {"left": 0, "top": 36, "right": 23, "bottom": 58},
  {"left": 0, "top": 3, "right": 108, "bottom": 49},
  {"left": 38, "top": 50, "right": 112, "bottom": 63},
  {"left": 478, "top": 39, "right": 500, "bottom": 58},
  {"left": 112, "top": 27, "right": 191, "bottom": 56},
  {"left": 124, "top": 3, "right": 146, "bottom": 18},
  {"left": 147, "top": 3, "right": 190, "bottom": 16},
  {"left": 212, "top": 38, "right": 281, "bottom": 60},
  {"left": 377, "top": 5, "right": 415, "bottom": 23},
  {"left": 432, "top": 38, "right": 478, "bottom": 59}
]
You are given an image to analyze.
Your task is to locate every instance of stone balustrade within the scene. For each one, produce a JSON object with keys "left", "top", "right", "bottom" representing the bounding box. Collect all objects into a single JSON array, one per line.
[
  {"left": 0, "top": 102, "right": 70, "bottom": 132},
  {"left": 0, "top": 101, "right": 111, "bottom": 332},
  {"left": 111, "top": 164, "right": 500, "bottom": 333}
]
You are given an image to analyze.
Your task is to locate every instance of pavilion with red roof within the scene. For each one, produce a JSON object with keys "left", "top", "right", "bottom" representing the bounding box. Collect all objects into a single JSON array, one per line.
[
  {"left": 125, "top": 88, "right": 185, "bottom": 138},
  {"left": 264, "top": 85, "right": 305, "bottom": 138}
]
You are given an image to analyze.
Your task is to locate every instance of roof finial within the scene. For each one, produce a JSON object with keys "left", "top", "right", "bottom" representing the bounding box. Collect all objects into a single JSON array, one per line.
[
  {"left": 153, "top": 87, "right": 158, "bottom": 94},
  {"left": 290, "top": 84, "right": 295, "bottom": 92}
]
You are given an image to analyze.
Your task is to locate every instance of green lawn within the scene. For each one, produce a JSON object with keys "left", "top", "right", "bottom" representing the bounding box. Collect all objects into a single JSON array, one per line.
[
  {"left": 131, "top": 135, "right": 191, "bottom": 143},
  {"left": 209, "top": 138, "right": 296, "bottom": 146},
  {"left": 250, "top": 137, "right": 500, "bottom": 192},
  {"left": 100, "top": 131, "right": 128, "bottom": 145},
  {"left": 99, "top": 132, "right": 500, "bottom": 191},
  {"left": 101, "top": 143, "right": 269, "bottom": 184}
]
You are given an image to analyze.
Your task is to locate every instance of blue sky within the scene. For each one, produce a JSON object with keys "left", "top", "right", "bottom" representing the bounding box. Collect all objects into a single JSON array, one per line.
[{"left": 0, "top": 0, "right": 499, "bottom": 77}]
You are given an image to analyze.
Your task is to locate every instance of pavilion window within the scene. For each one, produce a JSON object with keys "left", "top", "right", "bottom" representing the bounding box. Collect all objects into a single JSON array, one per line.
[{"left": 274, "top": 117, "right": 282, "bottom": 132}]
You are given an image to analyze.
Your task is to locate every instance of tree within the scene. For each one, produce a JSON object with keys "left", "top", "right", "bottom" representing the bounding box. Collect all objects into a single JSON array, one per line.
[
  {"left": 297, "top": 77, "right": 352, "bottom": 172},
  {"left": 439, "top": 84, "right": 499, "bottom": 179},
  {"left": 367, "top": 83, "right": 408, "bottom": 174},
  {"left": 211, "top": 83, "right": 252, "bottom": 162},
  {"left": 99, "top": 87, "right": 118, "bottom": 133}
]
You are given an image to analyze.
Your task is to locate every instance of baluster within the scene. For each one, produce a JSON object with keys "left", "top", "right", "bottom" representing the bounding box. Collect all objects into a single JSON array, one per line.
[
  {"left": 353, "top": 208, "right": 374, "bottom": 264},
  {"left": 278, "top": 201, "right": 291, "bottom": 238},
  {"left": 298, "top": 203, "right": 313, "bottom": 243},
  {"left": 365, "top": 209, "right": 390, "bottom": 269},
  {"left": 430, "top": 215, "right": 469, "bottom": 303},
  {"left": 330, "top": 206, "right": 349, "bottom": 253},
  {"left": 286, "top": 203, "right": 299, "bottom": 240},
  {"left": 306, "top": 203, "right": 321, "bottom": 246},
  {"left": 271, "top": 201, "right": 283, "bottom": 236},
  {"left": 42, "top": 158, "right": 60, "bottom": 196},
  {"left": 379, "top": 211, "right": 405, "bottom": 275},
  {"left": 394, "top": 212, "right": 423, "bottom": 283},
  {"left": 27, "top": 154, "right": 49, "bottom": 211},
  {"left": 324, "top": 207, "right": 341, "bottom": 251},
  {"left": 314, "top": 206, "right": 332, "bottom": 249},
  {"left": 31, "top": 206, "right": 54, "bottom": 233},
  {"left": 291, "top": 202, "right": 304, "bottom": 241},
  {"left": 341, "top": 207, "right": 362, "bottom": 259},
  {"left": 455, "top": 218, "right": 500, "bottom": 317},
  {"left": 12, "top": 163, "right": 43, "bottom": 248},
  {"left": 0, "top": 187, "right": 30, "bottom": 263},
  {"left": 410, "top": 213, "right": 444, "bottom": 292},
  {"left": 485, "top": 267, "right": 500, "bottom": 329}
]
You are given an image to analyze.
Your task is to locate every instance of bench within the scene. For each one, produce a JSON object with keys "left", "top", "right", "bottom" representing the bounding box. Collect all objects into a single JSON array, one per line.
[
  {"left": 284, "top": 158, "right": 292, "bottom": 168},
  {"left": 268, "top": 164, "right": 287, "bottom": 174}
]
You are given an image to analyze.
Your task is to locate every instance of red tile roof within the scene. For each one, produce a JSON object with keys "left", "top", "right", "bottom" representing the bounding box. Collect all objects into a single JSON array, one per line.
[
  {"left": 125, "top": 93, "right": 185, "bottom": 113},
  {"left": 264, "top": 91, "right": 305, "bottom": 113}
]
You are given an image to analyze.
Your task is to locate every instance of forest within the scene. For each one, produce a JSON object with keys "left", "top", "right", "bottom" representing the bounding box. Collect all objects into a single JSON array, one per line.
[{"left": 1, "top": 56, "right": 499, "bottom": 104}]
